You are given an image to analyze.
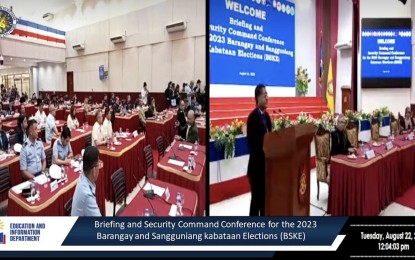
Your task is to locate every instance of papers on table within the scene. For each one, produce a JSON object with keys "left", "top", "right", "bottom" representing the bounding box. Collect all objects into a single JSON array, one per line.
[
  {"left": 179, "top": 144, "right": 193, "bottom": 150},
  {"left": 169, "top": 204, "right": 178, "bottom": 217},
  {"left": 143, "top": 183, "right": 165, "bottom": 197},
  {"left": 11, "top": 181, "right": 30, "bottom": 194},
  {"left": 34, "top": 174, "right": 48, "bottom": 185},
  {"left": 75, "top": 129, "right": 85, "bottom": 133},
  {"left": 168, "top": 159, "right": 185, "bottom": 167}
]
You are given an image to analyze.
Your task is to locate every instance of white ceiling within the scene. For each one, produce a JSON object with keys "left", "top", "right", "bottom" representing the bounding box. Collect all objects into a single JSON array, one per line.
[{"left": 2, "top": 0, "right": 167, "bottom": 32}]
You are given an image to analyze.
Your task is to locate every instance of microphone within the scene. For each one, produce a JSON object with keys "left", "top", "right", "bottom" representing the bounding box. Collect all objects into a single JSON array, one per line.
[{"left": 132, "top": 173, "right": 157, "bottom": 216}]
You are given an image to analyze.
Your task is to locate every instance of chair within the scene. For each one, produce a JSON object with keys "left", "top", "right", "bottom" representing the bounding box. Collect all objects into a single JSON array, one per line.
[
  {"left": 314, "top": 125, "right": 330, "bottom": 200},
  {"left": 156, "top": 136, "right": 165, "bottom": 161},
  {"left": 85, "top": 134, "right": 92, "bottom": 147},
  {"left": 8, "top": 133, "right": 17, "bottom": 147},
  {"left": 371, "top": 117, "right": 380, "bottom": 142},
  {"left": 64, "top": 197, "right": 73, "bottom": 216},
  {"left": 111, "top": 168, "right": 127, "bottom": 216},
  {"left": 0, "top": 166, "right": 10, "bottom": 216},
  {"left": 346, "top": 121, "right": 358, "bottom": 148},
  {"left": 45, "top": 148, "right": 53, "bottom": 168},
  {"left": 144, "top": 144, "right": 156, "bottom": 180}
]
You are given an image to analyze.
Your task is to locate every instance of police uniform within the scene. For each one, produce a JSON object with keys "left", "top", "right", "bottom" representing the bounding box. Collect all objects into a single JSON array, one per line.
[
  {"left": 52, "top": 139, "right": 73, "bottom": 165},
  {"left": 20, "top": 139, "right": 46, "bottom": 177}
]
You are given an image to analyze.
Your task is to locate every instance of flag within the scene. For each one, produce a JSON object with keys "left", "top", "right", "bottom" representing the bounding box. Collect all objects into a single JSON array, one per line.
[
  {"left": 10, "top": 18, "right": 65, "bottom": 46},
  {"left": 319, "top": 35, "right": 324, "bottom": 86},
  {"left": 326, "top": 58, "right": 335, "bottom": 114}
]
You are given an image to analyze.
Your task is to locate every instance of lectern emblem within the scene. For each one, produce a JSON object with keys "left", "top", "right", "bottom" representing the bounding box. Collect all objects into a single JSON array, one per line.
[{"left": 299, "top": 169, "right": 307, "bottom": 205}]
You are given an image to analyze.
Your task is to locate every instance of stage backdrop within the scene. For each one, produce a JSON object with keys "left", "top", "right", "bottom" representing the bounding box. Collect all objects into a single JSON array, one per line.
[{"left": 210, "top": 0, "right": 295, "bottom": 87}]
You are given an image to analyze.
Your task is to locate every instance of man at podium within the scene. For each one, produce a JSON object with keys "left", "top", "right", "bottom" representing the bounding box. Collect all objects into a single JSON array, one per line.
[{"left": 246, "top": 84, "right": 272, "bottom": 216}]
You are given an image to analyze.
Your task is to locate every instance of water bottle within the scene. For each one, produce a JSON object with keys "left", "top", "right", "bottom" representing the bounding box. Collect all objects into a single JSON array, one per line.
[
  {"left": 191, "top": 154, "right": 196, "bottom": 170},
  {"left": 176, "top": 192, "right": 182, "bottom": 216},
  {"left": 187, "top": 155, "right": 192, "bottom": 172},
  {"left": 119, "top": 127, "right": 122, "bottom": 134},
  {"left": 106, "top": 137, "right": 110, "bottom": 149},
  {"left": 194, "top": 141, "right": 198, "bottom": 156},
  {"left": 144, "top": 208, "right": 150, "bottom": 217},
  {"left": 7, "top": 143, "right": 10, "bottom": 154},
  {"left": 30, "top": 181, "right": 36, "bottom": 197},
  {"left": 61, "top": 165, "right": 65, "bottom": 182}
]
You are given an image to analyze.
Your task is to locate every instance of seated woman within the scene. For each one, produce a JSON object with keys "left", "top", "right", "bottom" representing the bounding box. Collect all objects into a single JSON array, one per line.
[
  {"left": 17, "top": 114, "right": 28, "bottom": 145},
  {"left": 331, "top": 115, "right": 356, "bottom": 156},
  {"left": 400, "top": 107, "right": 414, "bottom": 134},
  {"left": 67, "top": 105, "right": 79, "bottom": 130}
]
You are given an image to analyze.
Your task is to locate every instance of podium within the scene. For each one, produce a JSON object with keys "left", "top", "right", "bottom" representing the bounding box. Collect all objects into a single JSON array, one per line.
[{"left": 263, "top": 123, "right": 315, "bottom": 216}]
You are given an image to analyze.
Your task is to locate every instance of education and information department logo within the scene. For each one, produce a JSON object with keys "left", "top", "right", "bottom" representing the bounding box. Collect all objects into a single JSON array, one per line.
[
  {"left": 0, "top": 219, "right": 5, "bottom": 244},
  {"left": 0, "top": 6, "right": 17, "bottom": 37}
]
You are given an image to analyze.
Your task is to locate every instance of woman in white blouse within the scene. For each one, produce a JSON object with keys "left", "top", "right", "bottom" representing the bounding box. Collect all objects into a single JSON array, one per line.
[
  {"left": 67, "top": 105, "right": 79, "bottom": 130},
  {"left": 103, "top": 107, "right": 113, "bottom": 138}
]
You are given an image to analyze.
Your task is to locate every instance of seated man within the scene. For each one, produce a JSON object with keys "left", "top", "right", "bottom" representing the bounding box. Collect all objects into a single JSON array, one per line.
[
  {"left": 177, "top": 110, "right": 198, "bottom": 144},
  {"left": 20, "top": 119, "right": 46, "bottom": 180},
  {"left": 52, "top": 126, "right": 73, "bottom": 166},
  {"left": 45, "top": 104, "right": 59, "bottom": 144},
  {"left": 0, "top": 118, "right": 9, "bottom": 151},
  {"left": 35, "top": 102, "right": 47, "bottom": 126},
  {"left": 92, "top": 110, "right": 107, "bottom": 146},
  {"left": 71, "top": 146, "right": 102, "bottom": 216},
  {"left": 331, "top": 115, "right": 356, "bottom": 156}
]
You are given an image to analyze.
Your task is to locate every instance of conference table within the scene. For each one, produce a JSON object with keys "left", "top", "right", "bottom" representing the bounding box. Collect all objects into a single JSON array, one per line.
[
  {"left": 146, "top": 113, "right": 176, "bottom": 149},
  {"left": 51, "top": 126, "right": 92, "bottom": 156},
  {"left": 120, "top": 179, "right": 198, "bottom": 216},
  {"left": 7, "top": 160, "right": 106, "bottom": 216},
  {"left": 98, "top": 133, "right": 146, "bottom": 202},
  {"left": 114, "top": 113, "right": 139, "bottom": 133},
  {"left": 157, "top": 140, "right": 206, "bottom": 216},
  {"left": 328, "top": 134, "right": 415, "bottom": 216}
]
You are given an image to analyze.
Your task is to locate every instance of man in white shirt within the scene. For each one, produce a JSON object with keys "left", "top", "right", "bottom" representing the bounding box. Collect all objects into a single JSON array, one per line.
[
  {"left": 141, "top": 82, "right": 149, "bottom": 105},
  {"left": 35, "top": 102, "right": 47, "bottom": 126},
  {"left": 92, "top": 110, "right": 106, "bottom": 146},
  {"left": 102, "top": 107, "right": 113, "bottom": 138},
  {"left": 45, "top": 104, "right": 59, "bottom": 144},
  {"left": 186, "top": 81, "right": 193, "bottom": 106}
]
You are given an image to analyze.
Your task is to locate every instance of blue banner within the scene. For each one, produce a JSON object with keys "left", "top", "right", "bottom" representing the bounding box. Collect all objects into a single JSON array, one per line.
[
  {"left": 210, "top": 0, "right": 295, "bottom": 86},
  {"left": 62, "top": 217, "right": 347, "bottom": 246}
]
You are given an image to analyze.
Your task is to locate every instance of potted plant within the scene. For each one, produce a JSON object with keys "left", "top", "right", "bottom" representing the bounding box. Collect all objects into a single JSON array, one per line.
[{"left": 296, "top": 66, "right": 311, "bottom": 96}]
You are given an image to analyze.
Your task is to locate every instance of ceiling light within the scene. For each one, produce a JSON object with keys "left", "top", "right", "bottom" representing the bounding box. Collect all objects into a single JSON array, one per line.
[
  {"left": 10, "top": 57, "right": 12, "bottom": 60},
  {"left": 23, "top": 59, "right": 26, "bottom": 62}
]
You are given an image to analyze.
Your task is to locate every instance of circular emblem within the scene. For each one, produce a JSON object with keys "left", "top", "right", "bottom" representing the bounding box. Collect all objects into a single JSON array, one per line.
[
  {"left": 299, "top": 172, "right": 306, "bottom": 195},
  {"left": 0, "top": 6, "right": 17, "bottom": 37}
]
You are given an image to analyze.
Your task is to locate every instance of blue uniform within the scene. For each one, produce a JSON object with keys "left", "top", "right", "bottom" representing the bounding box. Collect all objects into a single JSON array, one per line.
[
  {"left": 52, "top": 139, "right": 72, "bottom": 165},
  {"left": 20, "top": 139, "right": 46, "bottom": 176},
  {"left": 71, "top": 173, "right": 101, "bottom": 216}
]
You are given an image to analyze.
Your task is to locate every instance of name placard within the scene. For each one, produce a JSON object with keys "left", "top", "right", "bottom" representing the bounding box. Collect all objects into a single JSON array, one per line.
[
  {"left": 365, "top": 149, "right": 376, "bottom": 159},
  {"left": 408, "top": 133, "right": 414, "bottom": 140},
  {"left": 385, "top": 141, "right": 394, "bottom": 150},
  {"left": 50, "top": 180, "right": 58, "bottom": 192}
]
